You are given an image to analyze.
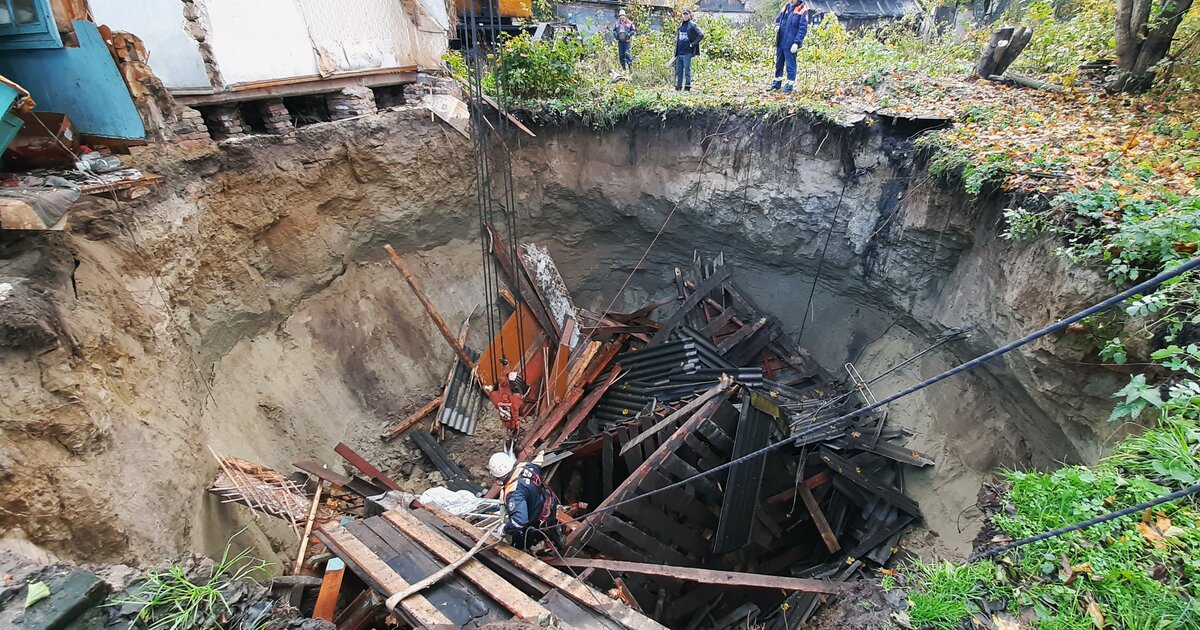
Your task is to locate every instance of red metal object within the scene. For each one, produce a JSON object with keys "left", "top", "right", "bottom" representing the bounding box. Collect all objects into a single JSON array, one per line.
[
  {"left": 333, "top": 442, "right": 403, "bottom": 493},
  {"left": 489, "top": 367, "right": 527, "bottom": 432}
]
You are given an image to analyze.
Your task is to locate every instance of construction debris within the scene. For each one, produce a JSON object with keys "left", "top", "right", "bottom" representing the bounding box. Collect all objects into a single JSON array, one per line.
[{"left": 201, "top": 243, "right": 930, "bottom": 628}]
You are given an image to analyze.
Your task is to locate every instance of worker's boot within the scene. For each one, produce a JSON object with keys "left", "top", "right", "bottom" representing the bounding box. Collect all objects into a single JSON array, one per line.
[
  {"left": 783, "top": 80, "right": 795, "bottom": 94},
  {"left": 769, "top": 78, "right": 782, "bottom": 91}
]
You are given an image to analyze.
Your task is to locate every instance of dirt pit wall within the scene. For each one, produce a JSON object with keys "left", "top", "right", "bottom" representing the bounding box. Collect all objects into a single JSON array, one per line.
[{"left": 0, "top": 107, "right": 1129, "bottom": 564}]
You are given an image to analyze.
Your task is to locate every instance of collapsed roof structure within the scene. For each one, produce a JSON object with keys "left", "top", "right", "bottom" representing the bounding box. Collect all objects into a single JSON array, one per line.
[{"left": 211, "top": 236, "right": 932, "bottom": 627}]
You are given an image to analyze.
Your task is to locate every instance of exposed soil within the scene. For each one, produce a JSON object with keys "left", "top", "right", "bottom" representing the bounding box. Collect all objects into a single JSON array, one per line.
[{"left": 0, "top": 104, "right": 1139, "bottom": 577}]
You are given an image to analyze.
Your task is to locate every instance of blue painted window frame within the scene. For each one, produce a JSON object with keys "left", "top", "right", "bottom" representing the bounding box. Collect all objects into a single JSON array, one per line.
[{"left": 0, "top": 0, "right": 63, "bottom": 50}]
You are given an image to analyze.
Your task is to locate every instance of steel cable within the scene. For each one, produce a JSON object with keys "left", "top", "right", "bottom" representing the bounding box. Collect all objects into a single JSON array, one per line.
[{"left": 535, "top": 255, "right": 1200, "bottom": 534}]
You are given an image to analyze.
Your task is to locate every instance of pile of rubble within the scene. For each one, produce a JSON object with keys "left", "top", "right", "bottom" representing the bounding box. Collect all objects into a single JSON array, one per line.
[{"left": 194, "top": 235, "right": 932, "bottom": 629}]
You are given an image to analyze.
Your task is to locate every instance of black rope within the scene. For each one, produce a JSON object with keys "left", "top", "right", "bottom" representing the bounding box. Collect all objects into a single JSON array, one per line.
[
  {"left": 538, "top": 256, "right": 1200, "bottom": 534},
  {"left": 797, "top": 177, "right": 849, "bottom": 344},
  {"left": 969, "top": 483, "right": 1200, "bottom": 562}
]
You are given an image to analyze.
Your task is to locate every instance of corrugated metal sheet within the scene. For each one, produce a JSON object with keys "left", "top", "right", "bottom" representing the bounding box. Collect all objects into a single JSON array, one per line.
[
  {"left": 805, "top": 0, "right": 919, "bottom": 20},
  {"left": 439, "top": 347, "right": 484, "bottom": 435}
]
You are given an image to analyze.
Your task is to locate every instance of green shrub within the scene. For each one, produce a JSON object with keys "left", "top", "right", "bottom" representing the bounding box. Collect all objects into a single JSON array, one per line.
[
  {"left": 693, "top": 14, "right": 773, "bottom": 63},
  {"left": 496, "top": 32, "right": 586, "bottom": 99}
]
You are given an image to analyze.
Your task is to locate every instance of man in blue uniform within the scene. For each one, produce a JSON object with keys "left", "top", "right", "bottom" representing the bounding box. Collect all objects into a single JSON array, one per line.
[
  {"left": 489, "top": 451, "right": 562, "bottom": 551},
  {"left": 673, "top": 8, "right": 704, "bottom": 91},
  {"left": 771, "top": 0, "right": 810, "bottom": 93}
]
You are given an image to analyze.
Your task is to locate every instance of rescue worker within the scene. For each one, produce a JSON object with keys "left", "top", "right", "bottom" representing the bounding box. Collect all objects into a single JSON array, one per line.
[
  {"left": 673, "top": 8, "right": 704, "bottom": 91},
  {"left": 489, "top": 451, "right": 563, "bottom": 551},
  {"left": 770, "top": 0, "right": 810, "bottom": 93},
  {"left": 613, "top": 9, "right": 636, "bottom": 71}
]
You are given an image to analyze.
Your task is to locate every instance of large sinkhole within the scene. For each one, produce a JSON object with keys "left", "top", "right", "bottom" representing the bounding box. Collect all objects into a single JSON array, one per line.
[{"left": 0, "top": 109, "right": 1127, "bottom": 625}]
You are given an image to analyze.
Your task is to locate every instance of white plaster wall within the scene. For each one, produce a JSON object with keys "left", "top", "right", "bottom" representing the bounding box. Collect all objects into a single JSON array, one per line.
[
  {"left": 89, "top": 0, "right": 211, "bottom": 90},
  {"left": 297, "top": 0, "right": 447, "bottom": 71},
  {"left": 203, "top": 0, "right": 319, "bottom": 85}
]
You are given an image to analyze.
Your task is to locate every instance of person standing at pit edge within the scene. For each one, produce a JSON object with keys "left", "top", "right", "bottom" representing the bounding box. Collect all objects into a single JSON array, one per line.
[
  {"left": 614, "top": 9, "right": 636, "bottom": 71},
  {"left": 673, "top": 8, "right": 704, "bottom": 91},
  {"left": 770, "top": 0, "right": 810, "bottom": 93}
]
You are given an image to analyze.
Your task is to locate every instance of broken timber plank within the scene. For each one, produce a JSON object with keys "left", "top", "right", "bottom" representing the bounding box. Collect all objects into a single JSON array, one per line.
[
  {"left": 799, "top": 485, "right": 841, "bottom": 553},
  {"left": 480, "top": 94, "right": 537, "bottom": 137},
  {"left": 548, "top": 319, "right": 576, "bottom": 406},
  {"left": 418, "top": 503, "right": 667, "bottom": 630},
  {"left": 382, "top": 509, "right": 549, "bottom": 620},
  {"left": 313, "top": 557, "right": 345, "bottom": 621},
  {"left": 520, "top": 341, "right": 622, "bottom": 457},
  {"left": 820, "top": 448, "right": 920, "bottom": 517},
  {"left": 384, "top": 244, "right": 477, "bottom": 373},
  {"left": 294, "top": 460, "right": 383, "bottom": 497},
  {"left": 544, "top": 558, "right": 845, "bottom": 595},
  {"left": 844, "top": 431, "right": 935, "bottom": 467},
  {"left": 547, "top": 366, "right": 622, "bottom": 450},
  {"left": 619, "top": 381, "right": 730, "bottom": 456},
  {"left": 334, "top": 442, "right": 403, "bottom": 493},
  {"left": 715, "top": 317, "right": 767, "bottom": 354},
  {"left": 647, "top": 267, "right": 731, "bottom": 345},
  {"left": 383, "top": 520, "right": 503, "bottom": 611},
  {"left": 698, "top": 308, "right": 738, "bottom": 338},
  {"left": 293, "top": 482, "right": 324, "bottom": 574},
  {"left": 382, "top": 396, "right": 444, "bottom": 441},
  {"left": 317, "top": 522, "right": 453, "bottom": 626},
  {"left": 565, "top": 377, "right": 734, "bottom": 550}
]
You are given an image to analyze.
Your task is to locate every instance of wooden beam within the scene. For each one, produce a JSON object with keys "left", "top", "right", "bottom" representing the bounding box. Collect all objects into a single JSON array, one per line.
[
  {"left": 546, "top": 366, "right": 622, "bottom": 451},
  {"left": 418, "top": 503, "right": 667, "bottom": 630},
  {"left": 820, "top": 448, "right": 921, "bottom": 517},
  {"left": 174, "top": 67, "right": 418, "bottom": 106},
  {"left": 612, "top": 578, "right": 642, "bottom": 613},
  {"left": 313, "top": 557, "right": 345, "bottom": 621},
  {"left": 384, "top": 244, "right": 477, "bottom": 373},
  {"left": 520, "top": 340, "right": 622, "bottom": 457},
  {"left": 383, "top": 520, "right": 502, "bottom": 611},
  {"left": 381, "top": 396, "right": 444, "bottom": 441},
  {"left": 381, "top": 509, "right": 549, "bottom": 620},
  {"left": 547, "top": 318, "right": 575, "bottom": 406},
  {"left": 317, "top": 523, "right": 453, "bottom": 626},
  {"left": 565, "top": 378, "right": 734, "bottom": 550},
  {"left": 799, "top": 485, "right": 841, "bottom": 554},
  {"left": 648, "top": 268, "right": 731, "bottom": 345},
  {"left": 294, "top": 460, "right": 383, "bottom": 497},
  {"left": 293, "top": 482, "right": 324, "bottom": 574},
  {"left": 618, "top": 382, "right": 731, "bottom": 456},
  {"left": 766, "top": 469, "right": 833, "bottom": 505},
  {"left": 544, "top": 558, "right": 845, "bottom": 595}
]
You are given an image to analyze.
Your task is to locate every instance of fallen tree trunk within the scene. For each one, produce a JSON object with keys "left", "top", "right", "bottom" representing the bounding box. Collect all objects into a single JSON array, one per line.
[
  {"left": 989, "top": 73, "right": 1063, "bottom": 92},
  {"left": 974, "top": 26, "right": 1034, "bottom": 79}
]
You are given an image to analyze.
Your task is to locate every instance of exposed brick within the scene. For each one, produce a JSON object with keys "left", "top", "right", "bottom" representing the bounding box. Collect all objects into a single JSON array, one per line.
[
  {"left": 325, "top": 87, "right": 376, "bottom": 120},
  {"left": 201, "top": 105, "right": 245, "bottom": 139}
]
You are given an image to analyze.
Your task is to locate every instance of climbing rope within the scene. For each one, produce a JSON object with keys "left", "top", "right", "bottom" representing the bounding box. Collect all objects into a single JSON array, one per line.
[{"left": 534, "top": 255, "right": 1200, "bottom": 534}]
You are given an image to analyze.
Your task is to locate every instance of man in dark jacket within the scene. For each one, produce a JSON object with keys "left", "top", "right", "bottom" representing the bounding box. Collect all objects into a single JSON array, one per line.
[
  {"left": 613, "top": 9, "right": 636, "bottom": 71},
  {"left": 771, "top": 0, "right": 810, "bottom": 93},
  {"left": 673, "top": 8, "right": 703, "bottom": 91},
  {"left": 490, "top": 451, "right": 562, "bottom": 551}
]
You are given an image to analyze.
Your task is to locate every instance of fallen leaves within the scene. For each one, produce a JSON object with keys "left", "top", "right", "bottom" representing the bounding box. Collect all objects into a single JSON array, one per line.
[
  {"left": 1085, "top": 594, "right": 1105, "bottom": 628},
  {"left": 1137, "top": 510, "right": 1186, "bottom": 550}
]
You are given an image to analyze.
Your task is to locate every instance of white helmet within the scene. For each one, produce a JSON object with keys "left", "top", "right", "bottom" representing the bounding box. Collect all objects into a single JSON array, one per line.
[{"left": 488, "top": 451, "right": 516, "bottom": 478}]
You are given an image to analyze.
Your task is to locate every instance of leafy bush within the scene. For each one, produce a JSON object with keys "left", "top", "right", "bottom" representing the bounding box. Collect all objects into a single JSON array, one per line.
[
  {"left": 496, "top": 32, "right": 586, "bottom": 99},
  {"left": 1009, "top": 0, "right": 1115, "bottom": 85},
  {"left": 693, "top": 14, "right": 773, "bottom": 63}
]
